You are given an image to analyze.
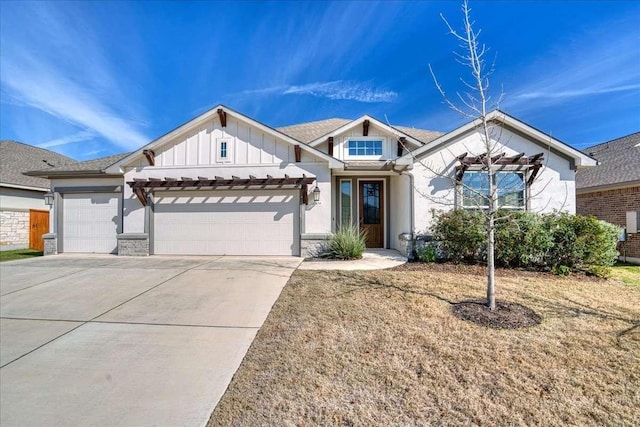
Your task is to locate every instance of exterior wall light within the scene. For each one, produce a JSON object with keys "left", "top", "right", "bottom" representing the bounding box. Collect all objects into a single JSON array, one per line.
[
  {"left": 312, "top": 185, "right": 321, "bottom": 203},
  {"left": 44, "top": 192, "right": 54, "bottom": 207}
]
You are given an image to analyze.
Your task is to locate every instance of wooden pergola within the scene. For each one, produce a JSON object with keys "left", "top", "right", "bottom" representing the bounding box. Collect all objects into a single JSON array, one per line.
[
  {"left": 127, "top": 174, "right": 316, "bottom": 206},
  {"left": 455, "top": 152, "right": 544, "bottom": 184}
]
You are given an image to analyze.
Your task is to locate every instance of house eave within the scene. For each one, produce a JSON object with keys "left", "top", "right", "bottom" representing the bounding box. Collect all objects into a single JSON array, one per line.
[
  {"left": 0, "top": 182, "right": 48, "bottom": 192},
  {"left": 576, "top": 179, "right": 640, "bottom": 194}
]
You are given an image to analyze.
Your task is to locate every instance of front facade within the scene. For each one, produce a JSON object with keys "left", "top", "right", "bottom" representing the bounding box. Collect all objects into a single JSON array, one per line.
[
  {"left": 576, "top": 132, "right": 640, "bottom": 262},
  {"left": 29, "top": 106, "right": 596, "bottom": 258}
]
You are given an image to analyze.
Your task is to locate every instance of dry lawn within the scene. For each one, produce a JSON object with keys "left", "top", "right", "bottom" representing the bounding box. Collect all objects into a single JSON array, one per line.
[{"left": 209, "top": 263, "right": 640, "bottom": 427}]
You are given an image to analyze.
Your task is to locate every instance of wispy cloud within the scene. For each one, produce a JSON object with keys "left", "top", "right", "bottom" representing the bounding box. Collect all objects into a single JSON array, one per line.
[
  {"left": 37, "top": 130, "right": 96, "bottom": 149},
  {"left": 519, "top": 84, "right": 640, "bottom": 100},
  {"left": 243, "top": 80, "right": 397, "bottom": 103},
  {"left": 0, "top": 3, "right": 149, "bottom": 151},
  {"left": 508, "top": 20, "right": 640, "bottom": 107}
]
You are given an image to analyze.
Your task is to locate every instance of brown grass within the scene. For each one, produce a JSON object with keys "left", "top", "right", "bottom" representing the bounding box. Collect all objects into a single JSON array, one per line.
[{"left": 209, "top": 263, "right": 640, "bottom": 427}]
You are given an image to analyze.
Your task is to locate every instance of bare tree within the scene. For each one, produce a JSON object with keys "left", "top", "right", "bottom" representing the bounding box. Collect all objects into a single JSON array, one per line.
[{"left": 424, "top": 0, "right": 549, "bottom": 311}]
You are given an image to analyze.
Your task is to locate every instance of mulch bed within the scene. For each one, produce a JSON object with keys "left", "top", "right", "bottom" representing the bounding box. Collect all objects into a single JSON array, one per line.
[{"left": 451, "top": 301, "right": 542, "bottom": 329}]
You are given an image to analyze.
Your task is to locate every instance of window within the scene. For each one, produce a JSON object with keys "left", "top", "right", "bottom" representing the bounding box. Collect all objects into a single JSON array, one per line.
[
  {"left": 340, "top": 180, "right": 352, "bottom": 226},
  {"left": 461, "top": 171, "right": 525, "bottom": 209},
  {"left": 216, "top": 138, "right": 233, "bottom": 163},
  {"left": 220, "top": 141, "right": 227, "bottom": 159},
  {"left": 345, "top": 138, "right": 384, "bottom": 158}
]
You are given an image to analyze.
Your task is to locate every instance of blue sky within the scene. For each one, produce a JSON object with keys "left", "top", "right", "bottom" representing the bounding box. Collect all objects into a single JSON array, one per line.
[{"left": 1, "top": 1, "right": 639, "bottom": 161}]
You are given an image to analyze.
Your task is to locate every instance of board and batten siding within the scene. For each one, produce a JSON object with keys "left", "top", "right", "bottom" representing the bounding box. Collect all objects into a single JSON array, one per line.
[{"left": 153, "top": 117, "right": 321, "bottom": 167}]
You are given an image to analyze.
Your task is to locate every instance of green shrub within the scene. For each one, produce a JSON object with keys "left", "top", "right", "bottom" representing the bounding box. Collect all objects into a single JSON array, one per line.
[
  {"left": 431, "top": 210, "right": 620, "bottom": 274},
  {"left": 416, "top": 244, "right": 438, "bottom": 263},
  {"left": 544, "top": 213, "right": 620, "bottom": 271},
  {"left": 552, "top": 265, "right": 571, "bottom": 276},
  {"left": 432, "top": 210, "right": 485, "bottom": 263},
  {"left": 494, "top": 210, "right": 553, "bottom": 268},
  {"left": 324, "top": 223, "right": 366, "bottom": 260}
]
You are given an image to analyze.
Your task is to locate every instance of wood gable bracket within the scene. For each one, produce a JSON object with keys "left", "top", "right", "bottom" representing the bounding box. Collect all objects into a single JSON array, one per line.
[
  {"left": 132, "top": 187, "right": 148, "bottom": 206},
  {"left": 455, "top": 152, "right": 545, "bottom": 183},
  {"left": 143, "top": 149, "right": 155, "bottom": 166},
  {"left": 217, "top": 108, "right": 227, "bottom": 128},
  {"left": 328, "top": 137, "right": 334, "bottom": 156},
  {"left": 294, "top": 145, "right": 302, "bottom": 162},
  {"left": 363, "top": 119, "right": 370, "bottom": 136}
]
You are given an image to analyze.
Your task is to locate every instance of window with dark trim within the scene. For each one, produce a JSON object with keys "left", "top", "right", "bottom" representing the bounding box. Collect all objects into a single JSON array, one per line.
[{"left": 461, "top": 171, "right": 526, "bottom": 209}]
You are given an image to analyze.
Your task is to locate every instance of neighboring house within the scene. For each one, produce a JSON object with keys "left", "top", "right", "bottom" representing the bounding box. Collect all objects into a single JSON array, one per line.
[
  {"left": 576, "top": 132, "right": 640, "bottom": 262},
  {"left": 27, "top": 106, "right": 596, "bottom": 257},
  {"left": 0, "top": 141, "right": 76, "bottom": 251}
]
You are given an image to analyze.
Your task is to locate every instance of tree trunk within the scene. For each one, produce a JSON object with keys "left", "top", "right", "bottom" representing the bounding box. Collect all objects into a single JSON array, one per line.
[{"left": 487, "top": 169, "right": 497, "bottom": 311}]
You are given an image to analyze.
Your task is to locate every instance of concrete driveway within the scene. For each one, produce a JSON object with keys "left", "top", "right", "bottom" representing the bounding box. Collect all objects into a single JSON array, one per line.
[{"left": 0, "top": 254, "right": 302, "bottom": 427}]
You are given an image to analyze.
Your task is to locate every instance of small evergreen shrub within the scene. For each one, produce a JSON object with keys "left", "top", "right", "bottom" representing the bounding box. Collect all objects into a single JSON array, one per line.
[
  {"left": 494, "top": 211, "right": 552, "bottom": 268},
  {"left": 432, "top": 210, "right": 485, "bottom": 263},
  {"left": 324, "top": 223, "right": 366, "bottom": 260},
  {"left": 431, "top": 210, "right": 620, "bottom": 274},
  {"left": 416, "top": 244, "right": 438, "bottom": 263}
]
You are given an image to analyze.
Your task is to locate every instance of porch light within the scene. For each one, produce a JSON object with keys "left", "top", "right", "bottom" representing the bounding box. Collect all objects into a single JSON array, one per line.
[
  {"left": 44, "top": 192, "right": 54, "bottom": 206},
  {"left": 312, "top": 185, "right": 321, "bottom": 203}
]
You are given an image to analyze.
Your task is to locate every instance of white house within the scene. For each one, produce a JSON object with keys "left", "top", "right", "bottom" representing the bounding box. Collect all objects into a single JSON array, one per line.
[{"left": 27, "top": 106, "right": 596, "bottom": 257}]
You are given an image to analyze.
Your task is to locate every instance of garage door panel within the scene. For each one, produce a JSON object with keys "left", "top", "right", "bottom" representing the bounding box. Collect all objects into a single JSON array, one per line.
[
  {"left": 153, "top": 190, "right": 298, "bottom": 256},
  {"left": 62, "top": 193, "right": 119, "bottom": 254}
]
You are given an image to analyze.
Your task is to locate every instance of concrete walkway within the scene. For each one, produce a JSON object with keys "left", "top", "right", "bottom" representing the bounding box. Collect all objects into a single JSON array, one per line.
[
  {"left": 298, "top": 249, "right": 407, "bottom": 270},
  {"left": 0, "top": 254, "right": 301, "bottom": 427}
]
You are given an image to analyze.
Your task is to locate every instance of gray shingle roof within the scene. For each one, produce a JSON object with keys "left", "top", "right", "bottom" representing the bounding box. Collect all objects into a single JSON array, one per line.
[
  {"left": 277, "top": 118, "right": 442, "bottom": 144},
  {"left": 576, "top": 132, "right": 640, "bottom": 190},
  {"left": 26, "top": 152, "right": 132, "bottom": 177},
  {"left": 392, "top": 125, "right": 443, "bottom": 144},
  {"left": 277, "top": 118, "right": 352, "bottom": 143},
  {"left": 0, "top": 140, "right": 76, "bottom": 189}
]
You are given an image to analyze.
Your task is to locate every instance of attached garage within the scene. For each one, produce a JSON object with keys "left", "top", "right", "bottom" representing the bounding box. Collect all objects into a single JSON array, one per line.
[
  {"left": 62, "top": 193, "right": 120, "bottom": 253},
  {"left": 153, "top": 189, "right": 300, "bottom": 256}
]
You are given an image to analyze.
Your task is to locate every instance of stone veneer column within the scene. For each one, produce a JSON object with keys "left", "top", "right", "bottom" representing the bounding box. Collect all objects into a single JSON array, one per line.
[
  {"left": 117, "top": 233, "right": 149, "bottom": 256},
  {"left": 42, "top": 233, "right": 57, "bottom": 255}
]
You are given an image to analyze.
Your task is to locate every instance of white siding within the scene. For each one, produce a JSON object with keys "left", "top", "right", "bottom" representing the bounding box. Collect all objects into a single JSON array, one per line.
[
  {"left": 0, "top": 187, "right": 47, "bottom": 211},
  {"left": 331, "top": 122, "right": 398, "bottom": 161},
  {"left": 152, "top": 117, "right": 323, "bottom": 167}
]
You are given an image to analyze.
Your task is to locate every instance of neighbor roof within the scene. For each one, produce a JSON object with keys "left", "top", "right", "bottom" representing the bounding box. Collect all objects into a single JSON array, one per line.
[
  {"left": 576, "top": 132, "right": 640, "bottom": 190},
  {"left": 26, "top": 152, "right": 131, "bottom": 178},
  {"left": 277, "top": 118, "right": 442, "bottom": 144},
  {"left": 0, "top": 140, "right": 76, "bottom": 190}
]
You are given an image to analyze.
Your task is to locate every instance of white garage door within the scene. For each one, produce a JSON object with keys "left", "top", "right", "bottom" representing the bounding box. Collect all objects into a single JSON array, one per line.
[
  {"left": 153, "top": 190, "right": 299, "bottom": 256},
  {"left": 62, "top": 193, "right": 120, "bottom": 253}
]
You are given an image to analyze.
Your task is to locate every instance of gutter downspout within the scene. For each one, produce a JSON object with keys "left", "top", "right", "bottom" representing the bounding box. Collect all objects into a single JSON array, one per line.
[{"left": 391, "top": 162, "right": 415, "bottom": 241}]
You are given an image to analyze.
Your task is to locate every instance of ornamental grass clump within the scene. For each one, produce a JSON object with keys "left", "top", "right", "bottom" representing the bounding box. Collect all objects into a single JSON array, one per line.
[{"left": 325, "top": 223, "right": 367, "bottom": 260}]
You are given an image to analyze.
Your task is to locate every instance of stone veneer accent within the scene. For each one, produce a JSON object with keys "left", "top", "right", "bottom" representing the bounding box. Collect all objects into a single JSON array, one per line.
[
  {"left": 117, "top": 233, "right": 150, "bottom": 256},
  {"left": 576, "top": 185, "right": 640, "bottom": 261},
  {"left": 0, "top": 210, "right": 29, "bottom": 250},
  {"left": 301, "top": 233, "right": 331, "bottom": 258},
  {"left": 43, "top": 233, "right": 57, "bottom": 255}
]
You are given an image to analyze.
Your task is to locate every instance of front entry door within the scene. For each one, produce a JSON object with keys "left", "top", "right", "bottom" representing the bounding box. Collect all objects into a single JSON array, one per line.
[
  {"left": 29, "top": 209, "right": 49, "bottom": 251},
  {"left": 359, "top": 181, "right": 384, "bottom": 248}
]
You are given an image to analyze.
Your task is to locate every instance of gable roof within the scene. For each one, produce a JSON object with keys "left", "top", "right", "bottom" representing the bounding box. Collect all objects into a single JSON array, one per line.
[
  {"left": 26, "top": 152, "right": 131, "bottom": 178},
  {"left": 397, "top": 110, "right": 598, "bottom": 168},
  {"left": 304, "top": 115, "right": 431, "bottom": 149},
  {"left": 576, "top": 132, "right": 640, "bottom": 190},
  {"left": 0, "top": 140, "right": 77, "bottom": 190},
  {"left": 106, "top": 104, "right": 344, "bottom": 173}
]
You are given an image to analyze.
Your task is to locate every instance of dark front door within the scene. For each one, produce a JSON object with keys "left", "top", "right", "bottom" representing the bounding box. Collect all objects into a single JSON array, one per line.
[
  {"left": 29, "top": 209, "right": 49, "bottom": 251},
  {"left": 359, "top": 181, "right": 383, "bottom": 248}
]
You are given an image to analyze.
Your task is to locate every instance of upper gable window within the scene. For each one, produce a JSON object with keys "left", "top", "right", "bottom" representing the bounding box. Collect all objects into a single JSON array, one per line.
[
  {"left": 216, "top": 138, "right": 233, "bottom": 163},
  {"left": 345, "top": 137, "right": 385, "bottom": 159}
]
